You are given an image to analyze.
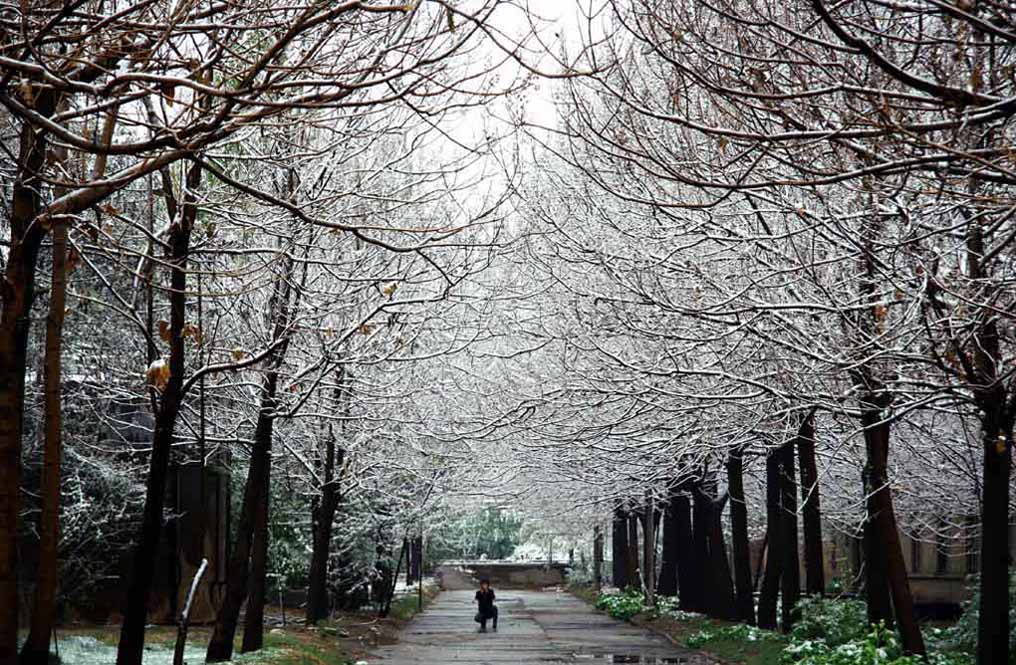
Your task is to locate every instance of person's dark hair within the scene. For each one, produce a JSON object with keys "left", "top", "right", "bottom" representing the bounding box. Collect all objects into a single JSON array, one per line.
[{"left": 480, "top": 578, "right": 490, "bottom": 585}]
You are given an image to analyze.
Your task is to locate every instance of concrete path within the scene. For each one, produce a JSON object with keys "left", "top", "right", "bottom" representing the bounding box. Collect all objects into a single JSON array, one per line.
[{"left": 371, "top": 589, "right": 718, "bottom": 664}]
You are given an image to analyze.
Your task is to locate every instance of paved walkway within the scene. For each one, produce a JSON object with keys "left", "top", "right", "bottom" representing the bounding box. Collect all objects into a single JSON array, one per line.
[{"left": 371, "top": 589, "right": 718, "bottom": 664}]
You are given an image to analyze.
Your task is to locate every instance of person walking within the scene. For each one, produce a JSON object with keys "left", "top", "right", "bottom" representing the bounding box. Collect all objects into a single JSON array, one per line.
[{"left": 474, "top": 578, "right": 498, "bottom": 633}]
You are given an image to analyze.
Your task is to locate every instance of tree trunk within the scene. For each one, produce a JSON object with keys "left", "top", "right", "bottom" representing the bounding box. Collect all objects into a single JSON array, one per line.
[
  {"left": 757, "top": 453, "right": 782, "bottom": 630},
  {"left": 705, "top": 492, "right": 737, "bottom": 621},
  {"left": 207, "top": 234, "right": 297, "bottom": 660},
  {"left": 689, "top": 485, "right": 710, "bottom": 613},
  {"left": 611, "top": 506, "right": 628, "bottom": 588},
  {"left": 779, "top": 437, "right": 801, "bottom": 632},
  {"left": 726, "top": 448, "right": 755, "bottom": 625},
  {"left": 20, "top": 219, "right": 69, "bottom": 665},
  {"left": 0, "top": 90, "right": 56, "bottom": 662},
  {"left": 673, "top": 494, "right": 695, "bottom": 611},
  {"left": 862, "top": 463, "right": 891, "bottom": 625},
  {"left": 412, "top": 536, "right": 423, "bottom": 582},
  {"left": 797, "top": 411, "right": 825, "bottom": 597},
  {"left": 642, "top": 495, "right": 655, "bottom": 605},
  {"left": 117, "top": 160, "right": 202, "bottom": 665},
  {"left": 380, "top": 539, "right": 407, "bottom": 618},
  {"left": 966, "top": 221, "right": 1013, "bottom": 665},
  {"left": 307, "top": 436, "right": 343, "bottom": 624},
  {"left": 976, "top": 424, "right": 1011, "bottom": 665},
  {"left": 861, "top": 399, "right": 925, "bottom": 655},
  {"left": 241, "top": 399, "right": 275, "bottom": 655},
  {"left": 658, "top": 491, "right": 680, "bottom": 597},
  {"left": 626, "top": 512, "right": 639, "bottom": 590},
  {"left": 406, "top": 540, "right": 416, "bottom": 585},
  {"left": 206, "top": 373, "right": 278, "bottom": 661},
  {"left": 593, "top": 525, "right": 604, "bottom": 591}
]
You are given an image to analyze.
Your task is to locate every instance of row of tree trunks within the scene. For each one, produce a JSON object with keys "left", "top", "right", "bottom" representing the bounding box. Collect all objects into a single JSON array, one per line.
[{"left": 612, "top": 422, "right": 826, "bottom": 632}]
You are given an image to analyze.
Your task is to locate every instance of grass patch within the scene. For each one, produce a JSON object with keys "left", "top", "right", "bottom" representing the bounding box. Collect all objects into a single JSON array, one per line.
[
  {"left": 388, "top": 583, "right": 441, "bottom": 621},
  {"left": 642, "top": 613, "right": 786, "bottom": 665},
  {"left": 28, "top": 586, "right": 443, "bottom": 665}
]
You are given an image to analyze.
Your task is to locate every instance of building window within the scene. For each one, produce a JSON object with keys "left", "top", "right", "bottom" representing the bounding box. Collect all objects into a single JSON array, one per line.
[
  {"left": 936, "top": 520, "right": 949, "bottom": 575},
  {"left": 910, "top": 536, "right": 922, "bottom": 574},
  {"left": 966, "top": 517, "right": 980, "bottom": 575}
]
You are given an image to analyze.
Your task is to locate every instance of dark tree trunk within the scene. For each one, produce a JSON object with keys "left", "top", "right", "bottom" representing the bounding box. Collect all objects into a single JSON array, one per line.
[
  {"left": 862, "top": 455, "right": 891, "bottom": 626},
  {"left": 702, "top": 489, "right": 736, "bottom": 621},
  {"left": 626, "top": 512, "right": 640, "bottom": 590},
  {"left": 848, "top": 210, "right": 923, "bottom": 655},
  {"left": 779, "top": 437, "right": 801, "bottom": 632},
  {"left": 658, "top": 491, "right": 680, "bottom": 597},
  {"left": 207, "top": 237, "right": 296, "bottom": 661},
  {"left": 206, "top": 373, "right": 278, "bottom": 662},
  {"left": 117, "top": 160, "right": 202, "bottom": 665},
  {"left": 726, "top": 448, "right": 756, "bottom": 625},
  {"left": 308, "top": 370, "right": 347, "bottom": 623},
  {"left": 689, "top": 485, "right": 710, "bottom": 613},
  {"left": 593, "top": 525, "right": 604, "bottom": 591},
  {"left": 611, "top": 506, "right": 628, "bottom": 588},
  {"left": 380, "top": 539, "right": 408, "bottom": 618},
  {"left": 0, "top": 90, "right": 56, "bottom": 662},
  {"left": 242, "top": 414, "right": 273, "bottom": 654},
  {"left": 306, "top": 431, "right": 344, "bottom": 624},
  {"left": 413, "top": 537, "right": 423, "bottom": 581},
  {"left": 861, "top": 398, "right": 925, "bottom": 655},
  {"left": 966, "top": 221, "right": 1013, "bottom": 665},
  {"left": 20, "top": 218, "right": 69, "bottom": 665},
  {"left": 797, "top": 411, "right": 825, "bottom": 597},
  {"left": 673, "top": 494, "right": 695, "bottom": 611},
  {"left": 757, "top": 453, "right": 782, "bottom": 630},
  {"left": 753, "top": 530, "right": 767, "bottom": 592},
  {"left": 977, "top": 423, "right": 1011, "bottom": 665},
  {"left": 642, "top": 495, "right": 655, "bottom": 605},
  {"left": 406, "top": 541, "right": 416, "bottom": 585}
]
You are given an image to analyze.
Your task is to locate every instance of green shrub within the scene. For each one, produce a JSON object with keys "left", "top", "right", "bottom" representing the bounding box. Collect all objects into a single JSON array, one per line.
[
  {"left": 653, "top": 595, "right": 704, "bottom": 621},
  {"left": 790, "top": 596, "right": 870, "bottom": 648},
  {"left": 594, "top": 587, "right": 646, "bottom": 621},
  {"left": 937, "top": 572, "right": 1016, "bottom": 663},
  {"left": 781, "top": 623, "right": 917, "bottom": 665}
]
